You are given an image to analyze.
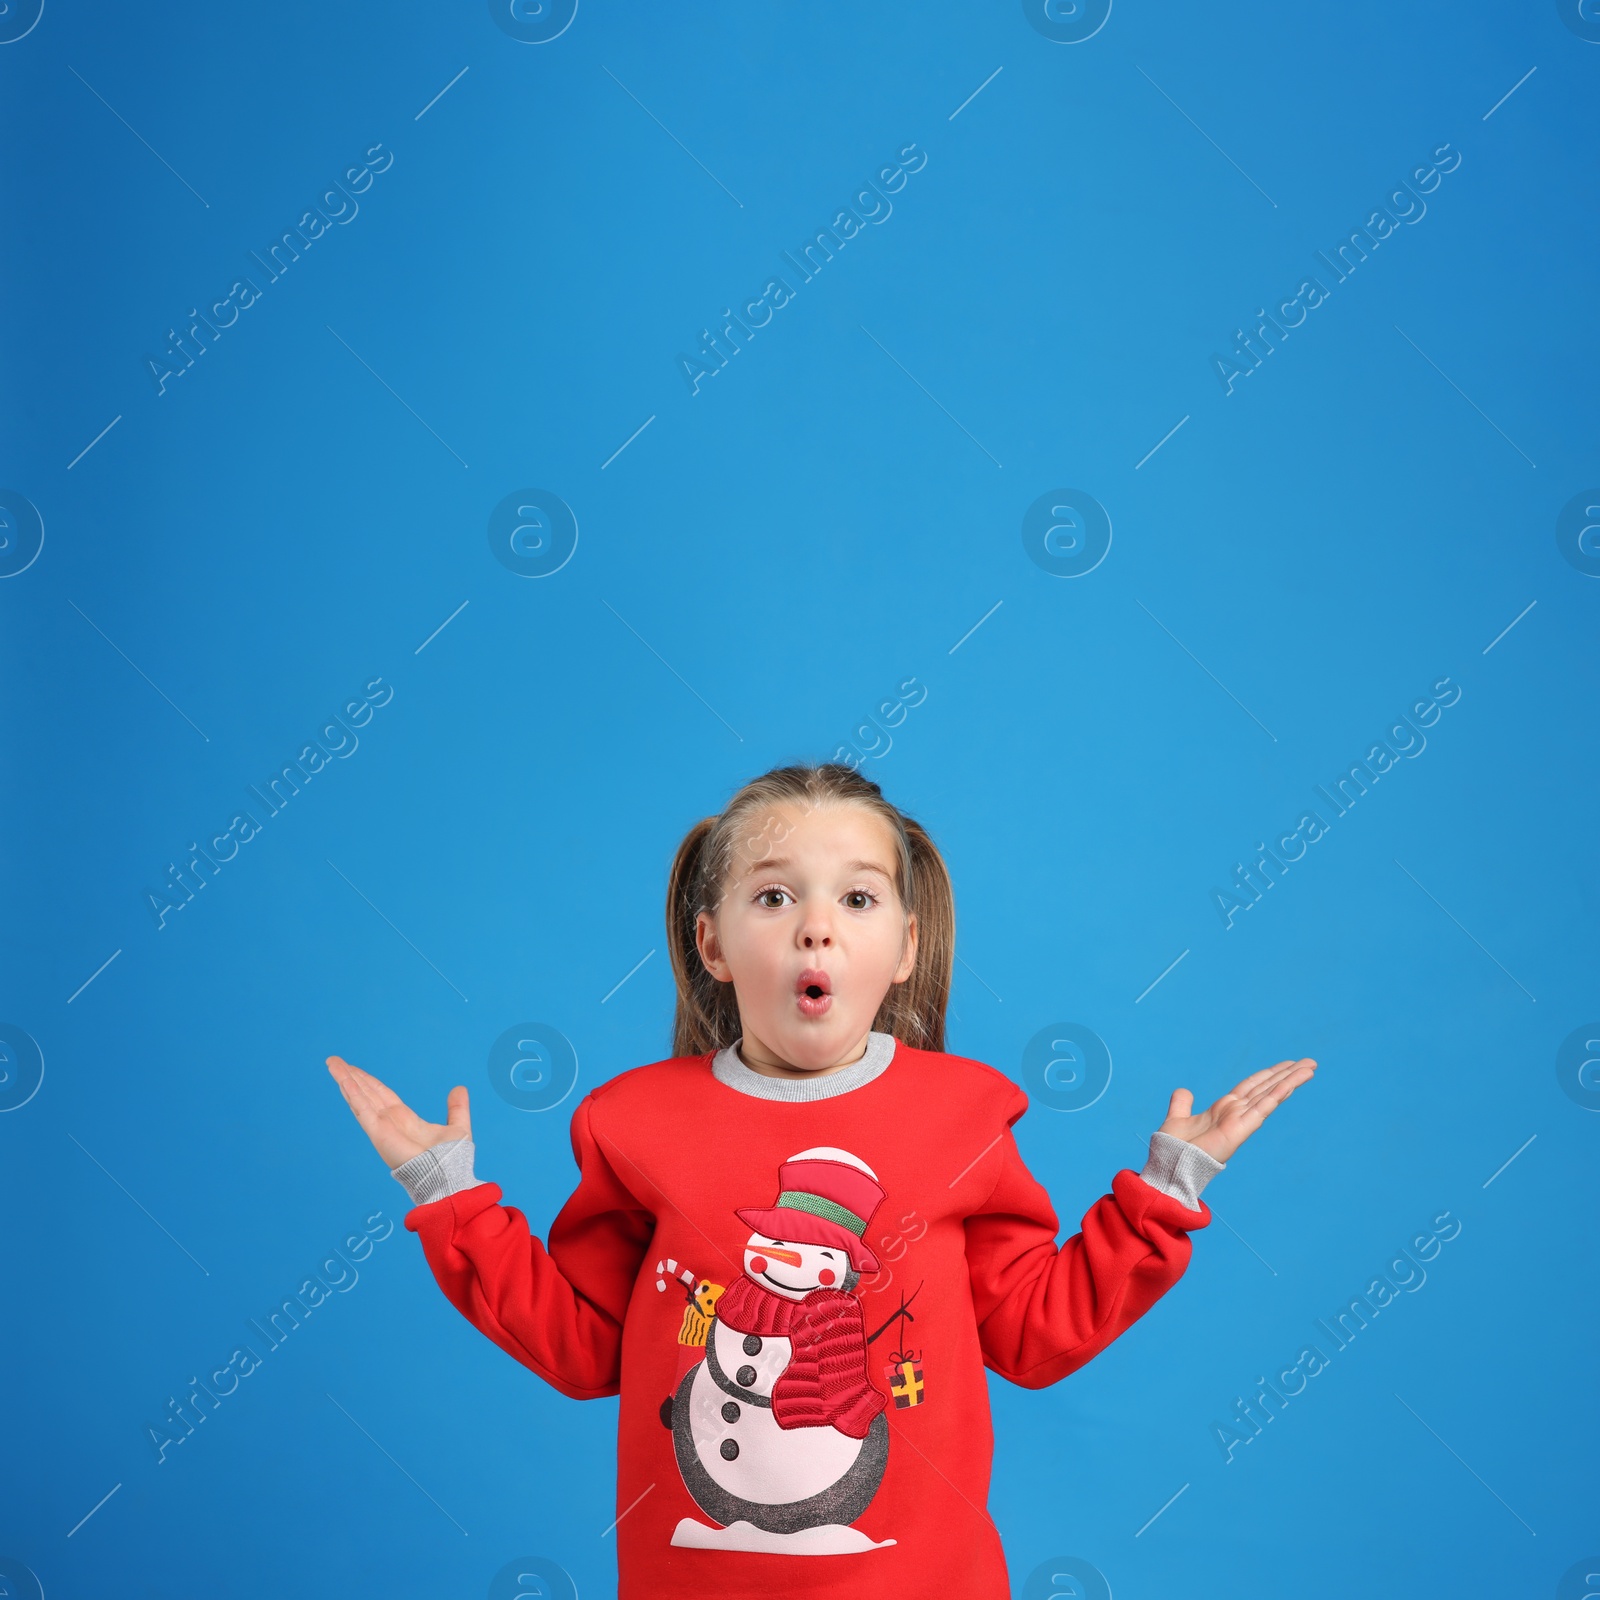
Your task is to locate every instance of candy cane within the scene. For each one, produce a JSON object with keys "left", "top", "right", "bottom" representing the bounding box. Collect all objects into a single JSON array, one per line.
[{"left": 654, "top": 1257, "right": 697, "bottom": 1294}]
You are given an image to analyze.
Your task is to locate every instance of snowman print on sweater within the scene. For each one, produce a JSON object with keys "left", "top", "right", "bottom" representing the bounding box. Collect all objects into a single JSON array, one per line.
[{"left": 659, "top": 1147, "right": 897, "bottom": 1555}]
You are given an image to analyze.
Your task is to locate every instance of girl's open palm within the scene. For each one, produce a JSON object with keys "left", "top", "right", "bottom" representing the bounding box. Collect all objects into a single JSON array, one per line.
[
  {"left": 326, "top": 1054, "right": 470, "bottom": 1171},
  {"left": 1159, "top": 1057, "right": 1317, "bottom": 1164}
]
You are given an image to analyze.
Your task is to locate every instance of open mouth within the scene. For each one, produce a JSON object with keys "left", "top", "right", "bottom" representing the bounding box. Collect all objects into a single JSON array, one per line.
[{"left": 796, "top": 969, "right": 832, "bottom": 1016}]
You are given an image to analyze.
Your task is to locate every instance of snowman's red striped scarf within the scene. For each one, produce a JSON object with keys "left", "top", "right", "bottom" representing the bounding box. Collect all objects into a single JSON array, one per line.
[{"left": 713, "top": 1276, "right": 888, "bottom": 1440}]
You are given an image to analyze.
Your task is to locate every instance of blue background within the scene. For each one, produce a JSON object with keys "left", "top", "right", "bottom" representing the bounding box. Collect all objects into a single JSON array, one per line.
[{"left": 5, "top": 2, "right": 1598, "bottom": 1596}]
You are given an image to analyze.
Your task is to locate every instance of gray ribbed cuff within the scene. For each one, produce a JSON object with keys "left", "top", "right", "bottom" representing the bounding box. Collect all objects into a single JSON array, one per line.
[
  {"left": 392, "top": 1137, "right": 481, "bottom": 1206},
  {"left": 1138, "top": 1130, "right": 1225, "bottom": 1210}
]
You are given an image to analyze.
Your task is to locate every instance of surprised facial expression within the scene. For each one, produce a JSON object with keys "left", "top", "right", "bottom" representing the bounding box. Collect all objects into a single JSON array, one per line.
[{"left": 742, "top": 1231, "right": 846, "bottom": 1300}]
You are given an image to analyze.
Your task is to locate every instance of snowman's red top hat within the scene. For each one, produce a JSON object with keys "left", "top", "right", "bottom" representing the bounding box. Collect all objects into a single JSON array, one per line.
[{"left": 736, "top": 1152, "right": 886, "bottom": 1273}]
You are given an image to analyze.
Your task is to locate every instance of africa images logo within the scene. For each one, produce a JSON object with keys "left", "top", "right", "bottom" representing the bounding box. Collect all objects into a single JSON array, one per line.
[
  {"left": 676, "top": 144, "right": 928, "bottom": 396},
  {"left": 145, "top": 145, "right": 395, "bottom": 395},
  {"left": 1210, "top": 144, "right": 1461, "bottom": 395},
  {"left": 1210, "top": 676, "right": 1461, "bottom": 928}
]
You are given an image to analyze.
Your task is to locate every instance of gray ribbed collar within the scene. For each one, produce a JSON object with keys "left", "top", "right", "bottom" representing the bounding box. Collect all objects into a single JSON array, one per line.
[{"left": 710, "top": 1031, "right": 897, "bottom": 1102}]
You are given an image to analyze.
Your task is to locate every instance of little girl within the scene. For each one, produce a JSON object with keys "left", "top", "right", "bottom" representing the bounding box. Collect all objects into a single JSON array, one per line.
[{"left": 328, "top": 762, "right": 1314, "bottom": 1599}]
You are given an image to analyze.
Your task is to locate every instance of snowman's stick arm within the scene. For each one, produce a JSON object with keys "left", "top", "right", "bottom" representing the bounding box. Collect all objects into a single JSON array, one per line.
[{"left": 866, "top": 1280, "right": 923, "bottom": 1346}]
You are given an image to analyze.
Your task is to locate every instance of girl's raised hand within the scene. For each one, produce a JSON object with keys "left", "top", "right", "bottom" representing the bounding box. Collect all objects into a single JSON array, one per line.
[
  {"left": 1157, "top": 1057, "right": 1317, "bottom": 1164},
  {"left": 325, "top": 1054, "right": 471, "bottom": 1171}
]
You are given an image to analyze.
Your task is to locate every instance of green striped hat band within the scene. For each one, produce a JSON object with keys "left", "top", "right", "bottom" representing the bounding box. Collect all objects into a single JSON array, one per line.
[{"left": 775, "top": 1189, "right": 867, "bottom": 1237}]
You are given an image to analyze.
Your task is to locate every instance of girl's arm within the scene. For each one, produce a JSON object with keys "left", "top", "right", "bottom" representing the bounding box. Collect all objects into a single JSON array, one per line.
[
  {"left": 400, "top": 1091, "right": 655, "bottom": 1401},
  {"left": 967, "top": 1058, "right": 1314, "bottom": 1389},
  {"left": 965, "top": 1113, "right": 1214, "bottom": 1389},
  {"left": 327, "top": 1056, "right": 654, "bottom": 1400}
]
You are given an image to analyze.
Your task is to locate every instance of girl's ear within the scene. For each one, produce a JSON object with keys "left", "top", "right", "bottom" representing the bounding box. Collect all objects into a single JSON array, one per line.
[
  {"left": 892, "top": 910, "right": 918, "bottom": 984},
  {"left": 695, "top": 909, "right": 732, "bottom": 982}
]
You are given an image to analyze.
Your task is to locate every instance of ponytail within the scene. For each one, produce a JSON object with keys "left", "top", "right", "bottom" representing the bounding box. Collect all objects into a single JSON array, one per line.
[{"left": 666, "top": 817, "right": 726, "bottom": 1059}]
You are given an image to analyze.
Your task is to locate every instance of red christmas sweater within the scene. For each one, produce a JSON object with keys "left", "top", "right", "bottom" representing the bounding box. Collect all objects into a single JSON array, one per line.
[{"left": 403, "top": 1038, "right": 1215, "bottom": 1599}]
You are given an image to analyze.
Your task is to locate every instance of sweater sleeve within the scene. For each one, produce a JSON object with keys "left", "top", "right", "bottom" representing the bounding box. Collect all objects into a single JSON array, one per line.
[
  {"left": 965, "top": 1090, "right": 1212, "bottom": 1389},
  {"left": 392, "top": 1135, "right": 481, "bottom": 1206},
  {"left": 403, "top": 1091, "right": 656, "bottom": 1400},
  {"left": 1139, "top": 1129, "right": 1226, "bottom": 1209}
]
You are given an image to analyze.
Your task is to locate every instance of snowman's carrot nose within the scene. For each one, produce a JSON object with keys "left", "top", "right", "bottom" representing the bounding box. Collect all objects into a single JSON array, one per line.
[{"left": 754, "top": 1246, "right": 803, "bottom": 1266}]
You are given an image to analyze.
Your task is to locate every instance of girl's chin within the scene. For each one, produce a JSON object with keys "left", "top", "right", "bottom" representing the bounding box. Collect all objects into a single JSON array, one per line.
[{"left": 748, "top": 1017, "right": 870, "bottom": 1076}]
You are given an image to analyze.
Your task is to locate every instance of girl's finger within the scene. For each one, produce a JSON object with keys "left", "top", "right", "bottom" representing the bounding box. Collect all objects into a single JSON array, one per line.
[
  {"left": 1237, "top": 1076, "right": 1297, "bottom": 1118},
  {"left": 1224, "top": 1059, "right": 1302, "bottom": 1099},
  {"left": 1228, "top": 1060, "right": 1294, "bottom": 1094},
  {"left": 1228, "top": 1060, "right": 1308, "bottom": 1108},
  {"left": 336, "top": 1059, "right": 407, "bottom": 1114},
  {"left": 1210, "top": 1060, "right": 1317, "bottom": 1151},
  {"left": 327, "top": 1055, "right": 380, "bottom": 1105},
  {"left": 328, "top": 1056, "right": 377, "bottom": 1103},
  {"left": 328, "top": 1057, "right": 421, "bottom": 1140},
  {"left": 331, "top": 1069, "right": 388, "bottom": 1138},
  {"left": 334, "top": 1062, "right": 390, "bottom": 1124},
  {"left": 1238, "top": 1061, "right": 1316, "bottom": 1117},
  {"left": 1219, "top": 1063, "right": 1305, "bottom": 1121},
  {"left": 1257, "top": 1058, "right": 1316, "bottom": 1096}
]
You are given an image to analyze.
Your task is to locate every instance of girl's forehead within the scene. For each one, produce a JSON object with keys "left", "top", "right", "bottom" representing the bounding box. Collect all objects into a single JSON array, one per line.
[
  {"left": 766, "top": 798, "right": 883, "bottom": 838},
  {"left": 734, "top": 802, "right": 899, "bottom": 876}
]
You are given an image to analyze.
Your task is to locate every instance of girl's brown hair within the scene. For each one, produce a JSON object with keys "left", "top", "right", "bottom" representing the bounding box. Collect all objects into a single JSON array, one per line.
[{"left": 666, "top": 762, "right": 954, "bottom": 1059}]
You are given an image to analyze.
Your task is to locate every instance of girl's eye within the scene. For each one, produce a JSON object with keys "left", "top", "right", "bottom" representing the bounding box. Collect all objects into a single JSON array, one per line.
[{"left": 752, "top": 886, "right": 879, "bottom": 910}]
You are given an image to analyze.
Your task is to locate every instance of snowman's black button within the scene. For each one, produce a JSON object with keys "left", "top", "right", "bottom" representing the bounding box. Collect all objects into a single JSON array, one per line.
[
  {"left": 736, "top": 1365, "right": 758, "bottom": 1387},
  {"left": 720, "top": 1438, "right": 740, "bottom": 1461},
  {"left": 742, "top": 1334, "right": 762, "bottom": 1355},
  {"left": 721, "top": 1401, "right": 740, "bottom": 1423}
]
